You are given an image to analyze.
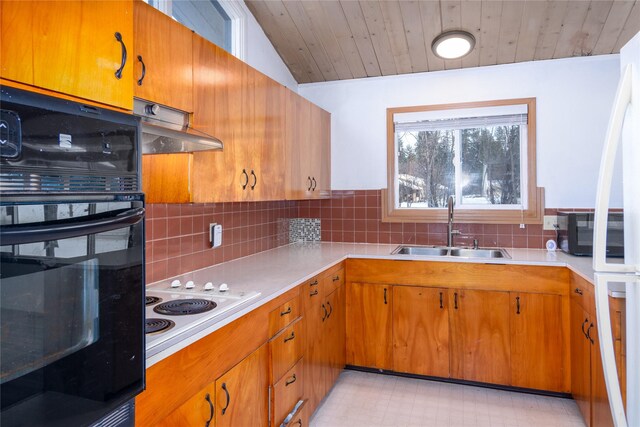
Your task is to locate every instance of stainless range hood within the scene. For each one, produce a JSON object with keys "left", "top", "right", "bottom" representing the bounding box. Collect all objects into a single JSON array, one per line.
[{"left": 134, "top": 99, "right": 223, "bottom": 154}]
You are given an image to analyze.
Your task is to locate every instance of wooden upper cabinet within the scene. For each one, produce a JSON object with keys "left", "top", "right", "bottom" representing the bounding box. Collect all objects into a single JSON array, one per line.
[
  {"left": 133, "top": 0, "right": 192, "bottom": 111},
  {"left": 393, "top": 286, "right": 450, "bottom": 378},
  {"left": 346, "top": 282, "right": 393, "bottom": 370},
  {"left": 449, "top": 289, "right": 511, "bottom": 385},
  {"left": 215, "top": 345, "right": 269, "bottom": 427},
  {"left": 510, "top": 292, "right": 568, "bottom": 392},
  {"left": 1, "top": 1, "right": 34, "bottom": 84},
  {"left": 30, "top": 1, "right": 133, "bottom": 110},
  {"left": 285, "top": 93, "right": 331, "bottom": 200}
]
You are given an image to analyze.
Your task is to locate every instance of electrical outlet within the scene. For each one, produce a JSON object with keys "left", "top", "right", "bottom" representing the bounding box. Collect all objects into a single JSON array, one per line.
[
  {"left": 209, "top": 223, "right": 222, "bottom": 248},
  {"left": 543, "top": 215, "right": 558, "bottom": 231}
]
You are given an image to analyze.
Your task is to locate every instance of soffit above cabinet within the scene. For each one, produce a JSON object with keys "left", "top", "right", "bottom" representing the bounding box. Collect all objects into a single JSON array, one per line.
[{"left": 245, "top": 0, "right": 640, "bottom": 83}]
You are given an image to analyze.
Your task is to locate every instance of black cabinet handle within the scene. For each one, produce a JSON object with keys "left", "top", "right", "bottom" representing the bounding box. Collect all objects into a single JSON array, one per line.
[
  {"left": 307, "top": 176, "right": 312, "bottom": 191},
  {"left": 241, "top": 169, "right": 249, "bottom": 189},
  {"left": 383, "top": 288, "right": 387, "bottom": 305},
  {"left": 114, "top": 32, "right": 127, "bottom": 79},
  {"left": 327, "top": 301, "right": 333, "bottom": 318},
  {"left": 280, "top": 307, "right": 292, "bottom": 316},
  {"left": 204, "top": 393, "right": 214, "bottom": 427},
  {"left": 439, "top": 292, "right": 443, "bottom": 309},
  {"left": 136, "top": 55, "right": 146, "bottom": 86},
  {"left": 454, "top": 292, "right": 458, "bottom": 310},
  {"left": 221, "top": 383, "right": 230, "bottom": 415},
  {"left": 575, "top": 288, "right": 583, "bottom": 295},
  {"left": 586, "top": 323, "right": 594, "bottom": 344},
  {"left": 581, "top": 318, "right": 589, "bottom": 338},
  {"left": 321, "top": 304, "right": 327, "bottom": 321},
  {"left": 310, "top": 289, "right": 318, "bottom": 297},
  {"left": 516, "top": 296, "right": 521, "bottom": 314},
  {"left": 310, "top": 280, "right": 318, "bottom": 286},
  {"left": 312, "top": 177, "right": 317, "bottom": 191},
  {"left": 250, "top": 170, "right": 257, "bottom": 190},
  {"left": 284, "top": 331, "right": 295, "bottom": 343},
  {"left": 285, "top": 374, "right": 297, "bottom": 386},
  {"left": 333, "top": 275, "right": 340, "bottom": 282},
  {"left": 293, "top": 420, "right": 302, "bottom": 427}
]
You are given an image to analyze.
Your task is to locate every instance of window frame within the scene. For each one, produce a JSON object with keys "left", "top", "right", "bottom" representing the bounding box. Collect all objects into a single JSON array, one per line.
[{"left": 383, "top": 98, "right": 544, "bottom": 224}]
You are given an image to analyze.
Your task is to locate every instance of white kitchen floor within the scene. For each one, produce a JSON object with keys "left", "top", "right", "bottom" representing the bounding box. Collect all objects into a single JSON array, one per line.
[{"left": 310, "top": 370, "right": 585, "bottom": 427}]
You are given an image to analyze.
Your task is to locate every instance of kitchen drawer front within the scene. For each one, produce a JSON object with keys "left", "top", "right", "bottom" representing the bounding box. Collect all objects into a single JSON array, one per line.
[
  {"left": 269, "top": 293, "right": 301, "bottom": 337},
  {"left": 571, "top": 275, "right": 594, "bottom": 314},
  {"left": 302, "top": 275, "right": 323, "bottom": 312},
  {"left": 272, "top": 358, "right": 304, "bottom": 426},
  {"left": 323, "top": 267, "right": 344, "bottom": 297},
  {"left": 270, "top": 318, "right": 304, "bottom": 383}
]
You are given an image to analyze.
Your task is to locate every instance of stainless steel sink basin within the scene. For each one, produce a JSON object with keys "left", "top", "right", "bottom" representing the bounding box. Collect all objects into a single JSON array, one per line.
[
  {"left": 392, "top": 246, "right": 449, "bottom": 256},
  {"left": 392, "top": 245, "right": 510, "bottom": 259},
  {"left": 449, "top": 248, "right": 510, "bottom": 259}
]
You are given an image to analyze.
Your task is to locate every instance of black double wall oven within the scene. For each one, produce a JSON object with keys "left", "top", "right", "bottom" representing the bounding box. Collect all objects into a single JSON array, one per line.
[{"left": 0, "top": 87, "right": 145, "bottom": 426}]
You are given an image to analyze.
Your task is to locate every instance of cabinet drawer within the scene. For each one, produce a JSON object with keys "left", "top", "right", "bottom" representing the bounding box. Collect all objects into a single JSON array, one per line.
[
  {"left": 270, "top": 318, "right": 303, "bottom": 383},
  {"left": 302, "top": 276, "right": 322, "bottom": 311},
  {"left": 571, "top": 275, "right": 594, "bottom": 313},
  {"left": 323, "top": 267, "right": 344, "bottom": 296},
  {"left": 269, "top": 294, "right": 301, "bottom": 337},
  {"left": 272, "top": 359, "right": 304, "bottom": 426}
]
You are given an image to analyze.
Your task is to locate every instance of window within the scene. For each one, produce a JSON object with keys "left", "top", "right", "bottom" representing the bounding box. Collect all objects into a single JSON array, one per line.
[
  {"left": 383, "top": 98, "right": 544, "bottom": 224},
  {"left": 147, "top": 0, "right": 246, "bottom": 59}
]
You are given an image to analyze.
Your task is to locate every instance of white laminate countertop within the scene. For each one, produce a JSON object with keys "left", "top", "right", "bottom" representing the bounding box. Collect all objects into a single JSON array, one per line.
[{"left": 145, "top": 242, "right": 624, "bottom": 367}]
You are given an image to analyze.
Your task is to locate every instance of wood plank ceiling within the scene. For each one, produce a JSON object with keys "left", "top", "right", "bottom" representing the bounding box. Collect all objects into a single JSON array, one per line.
[{"left": 245, "top": 0, "right": 640, "bottom": 83}]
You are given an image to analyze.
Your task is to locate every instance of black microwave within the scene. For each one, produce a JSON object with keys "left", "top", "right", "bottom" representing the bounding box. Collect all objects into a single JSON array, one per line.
[{"left": 557, "top": 212, "right": 624, "bottom": 257}]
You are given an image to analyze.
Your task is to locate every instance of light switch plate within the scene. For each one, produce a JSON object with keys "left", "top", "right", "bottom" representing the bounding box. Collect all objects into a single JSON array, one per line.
[{"left": 543, "top": 215, "right": 558, "bottom": 231}]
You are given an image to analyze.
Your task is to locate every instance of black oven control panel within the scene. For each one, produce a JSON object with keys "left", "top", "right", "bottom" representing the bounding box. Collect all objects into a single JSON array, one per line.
[{"left": 0, "top": 110, "right": 21, "bottom": 159}]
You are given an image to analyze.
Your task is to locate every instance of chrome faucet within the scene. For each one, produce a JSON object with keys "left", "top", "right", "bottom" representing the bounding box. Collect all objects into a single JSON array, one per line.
[{"left": 447, "top": 195, "right": 460, "bottom": 247}]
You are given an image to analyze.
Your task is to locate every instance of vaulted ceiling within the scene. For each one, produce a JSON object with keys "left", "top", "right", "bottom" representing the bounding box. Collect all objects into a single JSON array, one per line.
[{"left": 245, "top": 0, "right": 640, "bottom": 83}]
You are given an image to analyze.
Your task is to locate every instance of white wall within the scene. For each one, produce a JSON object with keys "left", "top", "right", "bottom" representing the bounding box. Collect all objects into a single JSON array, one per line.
[
  {"left": 299, "top": 55, "right": 623, "bottom": 208},
  {"left": 236, "top": 1, "right": 298, "bottom": 91}
]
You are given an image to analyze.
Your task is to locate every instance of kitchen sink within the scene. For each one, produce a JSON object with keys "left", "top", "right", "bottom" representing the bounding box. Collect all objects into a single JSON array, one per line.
[{"left": 391, "top": 245, "right": 510, "bottom": 259}]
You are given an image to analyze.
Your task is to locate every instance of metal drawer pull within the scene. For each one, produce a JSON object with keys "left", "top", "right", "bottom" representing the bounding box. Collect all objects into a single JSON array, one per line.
[
  {"left": 310, "top": 280, "right": 318, "bottom": 286},
  {"left": 321, "top": 304, "right": 327, "bottom": 321},
  {"left": 575, "top": 288, "right": 583, "bottom": 295},
  {"left": 516, "top": 296, "right": 521, "bottom": 314},
  {"left": 310, "top": 289, "right": 318, "bottom": 297},
  {"left": 136, "top": 55, "right": 146, "bottom": 86},
  {"left": 439, "top": 292, "right": 443, "bottom": 309},
  {"left": 280, "top": 307, "right": 292, "bottom": 316},
  {"left": 581, "top": 318, "right": 589, "bottom": 338},
  {"left": 383, "top": 288, "right": 387, "bottom": 305},
  {"left": 250, "top": 170, "right": 257, "bottom": 190},
  {"left": 241, "top": 169, "right": 249, "bottom": 189},
  {"left": 311, "top": 177, "right": 317, "bottom": 191},
  {"left": 204, "top": 393, "right": 214, "bottom": 427},
  {"left": 327, "top": 301, "right": 333, "bottom": 318},
  {"left": 285, "top": 374, "right": 297, "bottom": 386},
  {"left": 307, "top": 176, "right": 312, "bottom": 191},
  {"left": 221, "top": 383, "right": 230, "bottom": 415},
  {"left": 333, "top": 275, "right": 340, "bottom": 282},
  {"left": 114, "top": 32, "right": 127, "bottom": 79},
  {"left": 454, "top": 292, "right": 458, "bottom": 309},
  {"left": 284, "top": 331, "right": 295, "bottom": 343},
  {"left": 586, "top": 323, "right": 594, "bottom": 344}
]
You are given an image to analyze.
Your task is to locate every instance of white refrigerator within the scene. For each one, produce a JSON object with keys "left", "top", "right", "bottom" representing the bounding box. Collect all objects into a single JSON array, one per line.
[{"left": 593, "top": 30, "right": 640, "bottom": 427}]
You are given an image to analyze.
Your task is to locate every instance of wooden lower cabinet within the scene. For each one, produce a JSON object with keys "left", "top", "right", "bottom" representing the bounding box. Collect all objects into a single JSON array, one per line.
[
  {"left": 156, "top": 384, "right": 216, "bottom": 427},
  {"left": 215, "top": 345, "right": 269, "bottom": 427},
  {"left": 571, "top": 296, "right": 594, "bottom": 424},
  {"left": 346, "top": 282, "right": 393, "bottom": 370},
  {"left": 510, "top": 292, "right": 568, "bottom": 392},
  {"left": 393, "top": 286, "right": 449, "bottom": 377},
  {"left": 450, "top": 289, "right": 511, "bottom": 385}
]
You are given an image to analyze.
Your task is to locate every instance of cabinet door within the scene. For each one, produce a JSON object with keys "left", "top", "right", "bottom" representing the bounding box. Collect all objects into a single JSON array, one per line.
[
  {"left": 1, "top": 1, "right": 33, "bottom": 84},
  {"left": 324, "top": 286, "right": 345, "bottom": 392},
  {"left": 304, "top": 293, "right": 326, "bottom": 415},
  {"left": 32, "top": 1, "right": 133, "bottom": 109},
  {"left": 510, "top": 292, "right": 567, "bottom": 392},
  {"left": 215, "top": 345, "right": 269, "bottom": 427},
  {"left": 346, "top": 283, "right": 393, "bottom": 370},
  {"left": 450, "top": 289, "right": 510, "bottom": 385},
  {"left": 570, "top": 299, "right": 592, "bottom": 426},
  {"left": 285, "top": 92, "right": 312, "bottom": 200},
  {"left": 157, "top": 384, "right": 216, "bottom": 427},
  {"left": 133, "top": 0, "right": 192, "bottom": 111},
  {"left": 592, "top": 321, "right": 615, "bottom": 427},
  {"left": 309, "top": 103, "right": 331, "bottom": 198},
  {"left": 393, "top": 286, "right": 449, "bottom": 378}
]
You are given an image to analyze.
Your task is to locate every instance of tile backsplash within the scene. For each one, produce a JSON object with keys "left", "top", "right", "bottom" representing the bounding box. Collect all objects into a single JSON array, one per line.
[
  {"left": 145, "top": 189, "right": 575, "bottom": 283},
  {"left": 145, "top": 201, "right": 297, "bottom": 284}
]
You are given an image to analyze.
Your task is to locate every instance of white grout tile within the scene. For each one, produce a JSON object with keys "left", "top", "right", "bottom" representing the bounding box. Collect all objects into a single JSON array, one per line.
[{"left": 310, "top": 371, "right": 586, "bottom": 427}]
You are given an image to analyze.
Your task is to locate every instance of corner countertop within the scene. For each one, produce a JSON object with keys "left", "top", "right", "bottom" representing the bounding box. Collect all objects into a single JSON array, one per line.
[{"left": 145, "top": 242, "right": 623, "bottom": 367}]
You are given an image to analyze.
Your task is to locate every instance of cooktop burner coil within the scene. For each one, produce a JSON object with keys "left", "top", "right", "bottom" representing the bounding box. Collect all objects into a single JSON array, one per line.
[
  {"left": 145, "top": 318, "right": 175, "bottom": 335},
  {"left": 153, "top": 299, "right": 217, "bottom": 316},
  {"left": 146, "top": 296, "right": 162, "bottom": 306}
]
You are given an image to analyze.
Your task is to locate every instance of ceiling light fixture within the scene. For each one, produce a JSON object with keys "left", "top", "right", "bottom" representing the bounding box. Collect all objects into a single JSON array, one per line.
[{"left": 431, "top": 30, "right": 476, "bottom": 60}]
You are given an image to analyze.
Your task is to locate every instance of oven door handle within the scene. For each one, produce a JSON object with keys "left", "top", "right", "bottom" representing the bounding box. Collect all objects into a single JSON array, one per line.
[{"left": 0, "top": 207, "right": 145, "bottom": 245}]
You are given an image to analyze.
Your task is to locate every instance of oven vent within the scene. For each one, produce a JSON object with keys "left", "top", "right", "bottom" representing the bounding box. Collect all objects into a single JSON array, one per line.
[
  {"left": 0, "top": 172, "right": 139, "bottom": 193},
  {"left": 90, "top": 400, "right": 135, "bottom": 427}
]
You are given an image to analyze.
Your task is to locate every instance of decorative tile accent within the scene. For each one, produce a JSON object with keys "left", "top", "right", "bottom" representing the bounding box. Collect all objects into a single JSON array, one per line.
[{"left": 289, "top": 218, "right": 321, "bottom": 242}]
